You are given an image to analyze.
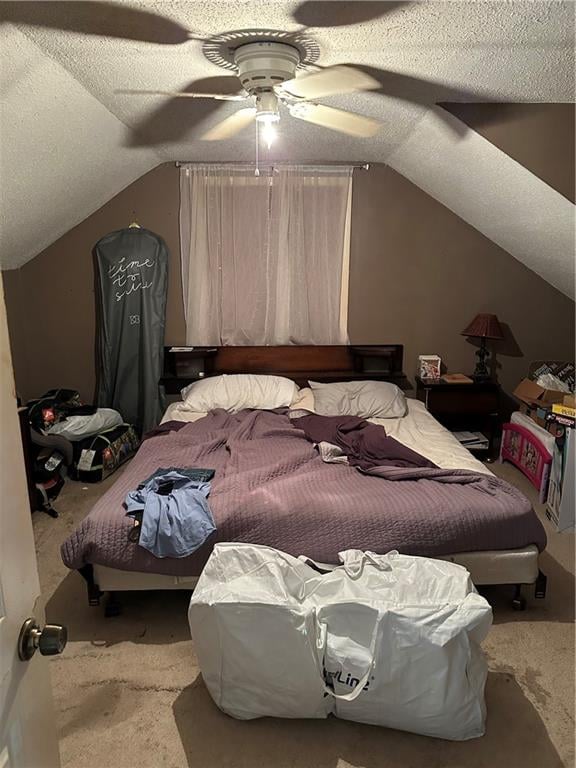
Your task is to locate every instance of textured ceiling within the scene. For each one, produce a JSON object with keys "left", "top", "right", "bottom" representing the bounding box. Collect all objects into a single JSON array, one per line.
[
  {"left": 0, "top": 24, "right": 160, "bottom": 269},
  {"left": 1, "top": 1, "right": 574, "bottom": 295}
]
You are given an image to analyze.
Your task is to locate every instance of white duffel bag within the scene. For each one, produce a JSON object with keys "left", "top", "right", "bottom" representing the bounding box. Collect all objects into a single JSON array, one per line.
[{"left": 188, "top": 543, "right": 493, "bottom": 740}]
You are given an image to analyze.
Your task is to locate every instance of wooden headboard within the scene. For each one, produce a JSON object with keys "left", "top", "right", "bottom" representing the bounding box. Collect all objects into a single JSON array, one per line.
[{"left": 162, "top": 345, "right": 406, "bottom": 392}]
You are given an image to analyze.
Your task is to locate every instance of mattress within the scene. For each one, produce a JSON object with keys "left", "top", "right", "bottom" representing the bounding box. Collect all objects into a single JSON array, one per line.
[
  {"left": 93, "top": 544, "right": 541, "bottom": 591},
  {"left": 62, "top": 402, "right": 546, "bottom": 578}
]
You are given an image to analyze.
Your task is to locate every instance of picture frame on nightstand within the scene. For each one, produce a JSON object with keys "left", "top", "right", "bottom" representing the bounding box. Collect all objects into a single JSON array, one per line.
[{"left": 418, "top": 355, "right": 442, "bottom": 380}]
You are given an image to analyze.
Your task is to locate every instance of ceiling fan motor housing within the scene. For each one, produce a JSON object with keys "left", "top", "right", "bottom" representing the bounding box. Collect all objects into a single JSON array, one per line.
[{"left": 234, "top": 42, "right": 300, "bottom": 94}]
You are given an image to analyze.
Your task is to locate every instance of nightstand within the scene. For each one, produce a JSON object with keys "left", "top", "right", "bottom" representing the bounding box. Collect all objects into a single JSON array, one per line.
[{"left": 415, "top": 377, "right": 501, "bottom": 460}]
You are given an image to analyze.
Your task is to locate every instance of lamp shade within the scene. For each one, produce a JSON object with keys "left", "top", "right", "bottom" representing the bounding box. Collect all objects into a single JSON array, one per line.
[{"left": 461, "top": 313, "right": 504, "bottom": 340}]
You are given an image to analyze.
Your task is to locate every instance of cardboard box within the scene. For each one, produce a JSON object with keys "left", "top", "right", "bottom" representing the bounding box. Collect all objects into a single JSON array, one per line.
[
  {"left": 518, "top": 401, "right": 550, "bottom": 429},
  {"left": 513, "top": 360, "right": 574, "bottom": 430},
  {"left": 513, "top": 378, "right": 567, "bottom": 408},
  {"left": 563, "top": 394, "right": 576, "bottom": 409}
]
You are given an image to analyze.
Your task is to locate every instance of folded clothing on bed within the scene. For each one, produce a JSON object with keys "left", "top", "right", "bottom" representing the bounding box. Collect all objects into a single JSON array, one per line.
[{"left": 293, "top": 413, "right": 437, "bottom": 470}]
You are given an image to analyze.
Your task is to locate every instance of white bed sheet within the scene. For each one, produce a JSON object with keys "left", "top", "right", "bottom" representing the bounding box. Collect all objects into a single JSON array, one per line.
[{"left": 161, "top": 396, "right": 492, "bottom": 476}]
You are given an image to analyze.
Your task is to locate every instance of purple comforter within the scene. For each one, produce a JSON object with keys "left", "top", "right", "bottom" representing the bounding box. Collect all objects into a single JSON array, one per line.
[
  {"left": 295, "top": 412, "right": 437, "bottom": 469},
  {"left": 61, "top": 409, "right": 546, "bottom": 576}
]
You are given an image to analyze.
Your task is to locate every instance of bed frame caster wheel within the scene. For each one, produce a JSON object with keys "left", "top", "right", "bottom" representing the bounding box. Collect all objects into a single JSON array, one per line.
[
  {"left": 104, "top": 592, "right": 122, "bottom": 618},
  {"left": 512, "top": 585, "right": 526, "bottom": 611},
  {"left": 79, "top": 565, "right": 102, "bottom": 607},
  {"left": 534, "top": 570, "right": 547, "bottom": 599},
  {"left": 87, "top": 581, "right": 102, "bottom": 607},
  {"left": 512, "top": 596, "right": 527, "bottom": 611}
]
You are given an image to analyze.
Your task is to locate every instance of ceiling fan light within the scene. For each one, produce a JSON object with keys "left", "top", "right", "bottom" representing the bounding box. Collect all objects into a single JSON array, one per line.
[
  {"left": 255, "top": 90, "right": 280, "bottom": 123},
  {"left": 259, "top": 116, "right": 279, "bottom": 148},
  {"left": 255, "top": 112, "right": 280, "bottom": 123}
]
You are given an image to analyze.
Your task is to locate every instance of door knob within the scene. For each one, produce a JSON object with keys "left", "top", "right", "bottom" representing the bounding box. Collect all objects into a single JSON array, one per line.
[{"left": 18, "top": 617, "right": 68, "bottom": 661}]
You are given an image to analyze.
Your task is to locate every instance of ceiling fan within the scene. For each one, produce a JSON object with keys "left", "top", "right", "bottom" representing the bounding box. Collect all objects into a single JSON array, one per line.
[
  {"left": 120, "top": 41, "right": 382, "bottom": 143},
  {"left": 4, "top": 1, "right": 501, "bottom": 146}
]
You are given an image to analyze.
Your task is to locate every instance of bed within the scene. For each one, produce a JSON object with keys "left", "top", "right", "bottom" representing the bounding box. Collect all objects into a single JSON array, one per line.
[{"left": 61, "top": 345, "right": 547, "bottom": 611}]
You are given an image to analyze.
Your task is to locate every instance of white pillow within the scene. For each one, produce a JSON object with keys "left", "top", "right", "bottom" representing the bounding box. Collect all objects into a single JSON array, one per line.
[
  {"left": 308, "top": 380, "right": 407, "bottom": 419},
  {"left": 181, "top": 374, "right": 299, "bottom": 413},
  {"left": 290, "top": 387, "right": 315, "bottom": 411}
]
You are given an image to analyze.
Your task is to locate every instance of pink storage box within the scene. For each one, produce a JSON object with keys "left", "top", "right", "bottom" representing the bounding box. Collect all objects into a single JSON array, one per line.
[{"left": 500, "top": 422, "right": 552, "bottom": 503}]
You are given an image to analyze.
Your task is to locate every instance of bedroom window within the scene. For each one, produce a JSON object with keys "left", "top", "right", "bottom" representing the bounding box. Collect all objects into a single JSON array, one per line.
[{"left": 179, "top": 164, "right": 353, "bottom": 345}]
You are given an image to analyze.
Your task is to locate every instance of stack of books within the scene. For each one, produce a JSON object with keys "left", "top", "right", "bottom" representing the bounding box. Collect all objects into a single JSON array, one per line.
[
  {"left": 452, "top": 431, "right": 490, "bottom": 451},
  {"left": 552, "top": 402, "right": 576, "bottom": 421}
]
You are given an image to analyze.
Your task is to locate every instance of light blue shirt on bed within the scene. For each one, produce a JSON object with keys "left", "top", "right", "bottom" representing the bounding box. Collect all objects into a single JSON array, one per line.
[{"left": 125, "top": 470, "right": 215, "bottom": 558}]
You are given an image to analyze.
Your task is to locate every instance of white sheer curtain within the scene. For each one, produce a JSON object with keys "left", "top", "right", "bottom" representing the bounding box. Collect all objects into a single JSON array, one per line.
[{"left": 179, "top": 164, "right": 353, "bottom": 345}]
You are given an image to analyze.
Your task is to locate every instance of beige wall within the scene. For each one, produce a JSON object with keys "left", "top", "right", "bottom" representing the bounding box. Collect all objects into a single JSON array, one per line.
[
  {"left": 348, "top": 164, "right": 574, "bottom": 395},
  {"left": 3, "top": 139, "right": 574, "bottom": 404},
  {"left": 2, "top": 163, "right": 184, "bottom": 403}
]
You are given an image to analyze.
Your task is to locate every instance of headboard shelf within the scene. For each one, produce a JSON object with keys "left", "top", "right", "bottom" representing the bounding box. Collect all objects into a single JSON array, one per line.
[{"left": 162, "top": 344, "right": 406, "bottom": 393}]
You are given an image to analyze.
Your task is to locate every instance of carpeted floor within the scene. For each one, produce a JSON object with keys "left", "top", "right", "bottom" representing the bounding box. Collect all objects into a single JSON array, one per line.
[{"left": 32, "top": 461, "right": 574, "bottom": 768}]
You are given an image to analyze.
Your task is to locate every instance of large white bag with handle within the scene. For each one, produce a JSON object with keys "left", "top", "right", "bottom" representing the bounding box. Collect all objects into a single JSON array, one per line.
[{"left": 188, "top": 543, "right": 492, "bottom": 740}]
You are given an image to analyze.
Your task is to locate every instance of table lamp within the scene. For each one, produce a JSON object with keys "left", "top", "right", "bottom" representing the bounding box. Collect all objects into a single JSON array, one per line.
[{"left": 461, "top": 313, "right": 504, "bottom": 381}]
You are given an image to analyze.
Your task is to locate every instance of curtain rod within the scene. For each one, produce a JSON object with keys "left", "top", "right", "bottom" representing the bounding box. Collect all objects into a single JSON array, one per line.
[{"left": 175, "top": 161, "right": 369, "bottom": 170}]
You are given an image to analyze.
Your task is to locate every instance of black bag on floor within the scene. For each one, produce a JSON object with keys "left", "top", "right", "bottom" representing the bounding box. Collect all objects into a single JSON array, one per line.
[
  {"left": 70, "top": 424, "right": 140, "bottom": 483},
  {"left": 27, "top": 388, "right": 90, "bottom": 432}
]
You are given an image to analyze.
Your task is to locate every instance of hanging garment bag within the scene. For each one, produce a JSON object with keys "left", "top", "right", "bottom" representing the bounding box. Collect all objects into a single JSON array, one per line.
[
  {"left": 188, "top": 543, "right": 492, "bottom": 741},
  {"left": 95, "top": 227, "right": 168, "bottom": 434}
]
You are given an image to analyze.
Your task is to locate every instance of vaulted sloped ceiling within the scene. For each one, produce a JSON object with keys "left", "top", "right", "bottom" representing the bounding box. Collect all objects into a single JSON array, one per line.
[
  {"left": 443, "top": 103, "right": 575, "bottom": 203},
  {"left": 1, "top": 1, "right": 574, "bottom": 296},
  {"left": 0, "top": 24, "right": 161, "bottom": 268},
  {"left": 387, "top": 106, "right": 575, "bottom": 298}
]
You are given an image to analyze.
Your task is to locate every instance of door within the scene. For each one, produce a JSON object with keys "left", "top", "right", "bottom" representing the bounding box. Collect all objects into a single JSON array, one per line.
[{"left": 0, "top": 273, "right": 61, "bottom": 768}]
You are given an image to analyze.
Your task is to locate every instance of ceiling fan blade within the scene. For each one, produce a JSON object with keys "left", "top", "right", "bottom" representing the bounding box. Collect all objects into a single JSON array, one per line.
[
  {"left": 289, "top": 103, "right": 381, "bottom": 138},
  {"left": 116, "top": 90, "right": 246, "bottom": 102},
  {"left": 279, "top": 65, "right": 380, "bottom": 100},
  {"left": 200, "top": 108, "right": 257, "bottom": 141},
  {"left": 177, "top": 75, "right": 245, "bottom": 98},
  {"left": 293, "top": 1, "right": 410, "bottom": 28},
  {"left": 126, "top": 77, "right": 248, "bottom": 146},
  {"left": 1, "top": 1, "right": 191, "bottom": 44}
]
